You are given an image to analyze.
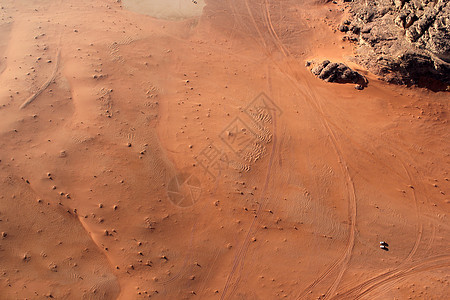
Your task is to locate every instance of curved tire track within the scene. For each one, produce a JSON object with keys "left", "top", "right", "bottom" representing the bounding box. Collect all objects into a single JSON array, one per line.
[{"left": 333, "top": 255, "right": 450, "bottom": 299}]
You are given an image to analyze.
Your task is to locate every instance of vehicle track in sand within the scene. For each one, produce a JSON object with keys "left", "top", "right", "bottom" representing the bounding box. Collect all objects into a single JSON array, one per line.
[
  {"left": 332, "top": 254, "right": 450, "bottom": 299},
  {"left": 219, "top": 2, "right": 283, "bottom": 299},
  {"left": 19, "top": 46, "right": 61, "bottom": 109},
  {"left": 19, "top": 0, "right": 64, "bottom": 109},
  {"left": 382, "top": 138, "right": 441, "bottom": 258},
  {"left": 155, "top": 222, "right": 197, "bottom": 286},
  {"left": 261, "top": 10, "right": 440, "bottom": 297},
  {"left": 256, "top": 3, "right": 444, "bottom": 297},
  {"left": 263, "top": 0, "right": 288, "bottom": 57},
  {"left": 214, "top": 1, "right": 358, "bottom": 298},
  {"left": 221, "top": 1, "right": 357, "bottom": 298},
  {"left": 400, "top": 160, "right": 424, "bottom": 263},
  {"left": 258, "top": 1, "right": 358, "bottom": 298},
  {"left": 220, "top": 78, "right": 280, "bottom": 300},
  {"left": 327, "top": 145, "right": 444, "bottom": 299}
]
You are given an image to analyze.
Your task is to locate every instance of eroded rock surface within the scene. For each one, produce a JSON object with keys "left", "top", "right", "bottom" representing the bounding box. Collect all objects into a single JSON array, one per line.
[
  {"left": 341, "top": 0, "right": 449, "bottom": 86},
  {"left": 307, "top": 60, "right": 368, "bottom": 89}
]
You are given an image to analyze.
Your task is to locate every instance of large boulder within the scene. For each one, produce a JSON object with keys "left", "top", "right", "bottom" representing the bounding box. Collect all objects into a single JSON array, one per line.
[{"left": 308, "top": 60, "right": 368, "bottom": 89}]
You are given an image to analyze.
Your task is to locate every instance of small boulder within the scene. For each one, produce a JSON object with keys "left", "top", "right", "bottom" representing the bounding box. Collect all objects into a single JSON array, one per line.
[{"left": 339, "top": 25, "right": 349, "bottom": 32}]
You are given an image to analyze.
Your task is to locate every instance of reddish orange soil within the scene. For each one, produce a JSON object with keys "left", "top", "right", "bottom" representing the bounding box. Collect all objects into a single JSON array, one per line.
[{"left": 0, "top": 0, "right": 448, "bottom": 299}]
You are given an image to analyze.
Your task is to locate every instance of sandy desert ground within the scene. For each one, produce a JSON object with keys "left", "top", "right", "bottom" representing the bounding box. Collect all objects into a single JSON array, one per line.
[{"left": 0, "top": 0, "right": 449, "bottom": 299}]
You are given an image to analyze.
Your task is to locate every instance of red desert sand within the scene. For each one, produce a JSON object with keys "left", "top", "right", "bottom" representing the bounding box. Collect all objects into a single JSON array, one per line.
[{"left": 0, "top": 0, "right": 448, "bottom": 299}]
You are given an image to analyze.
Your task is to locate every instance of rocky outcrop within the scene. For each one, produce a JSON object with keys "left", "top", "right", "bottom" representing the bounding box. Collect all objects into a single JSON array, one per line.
[
  {"left": 307, "top": 60, "right": 368, "bottom": 89},
  {"left": 340, "top": 0, "right": 449, "bottom": 87}
]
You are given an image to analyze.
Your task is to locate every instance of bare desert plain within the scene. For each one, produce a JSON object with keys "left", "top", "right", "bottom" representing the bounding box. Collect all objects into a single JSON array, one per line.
[{"left": 0, "top": 0, "right": 449, "bottom": 299}]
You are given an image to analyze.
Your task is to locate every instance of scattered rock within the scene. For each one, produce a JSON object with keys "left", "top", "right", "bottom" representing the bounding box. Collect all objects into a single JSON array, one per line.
[
  {"left": 23, "top": 253, "right": 31, "bottom": 262},
  {"left": 93, "top": 74, "right": 107, "bottom": 79},
  {"left": 48, "top": 263, "right": 58, "bottom": 272}
]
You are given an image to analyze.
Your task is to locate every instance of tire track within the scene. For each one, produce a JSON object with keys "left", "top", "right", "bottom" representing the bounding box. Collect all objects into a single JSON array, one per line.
[
  {"left": 263, "top": 0, "right": 289, "bottom": 57},
  {"left": 252, "top": 2, "right": 446, "bottom": 298},
  {"left": 226, "top": 1, "right": 358, "bottom": 297},
  {"left": 20, "top": 46, "right": 61, "bottom": 109},
  {"left": 317, "top": 103, "right": 441, "bottom": 262},
  {"left": 280, "top": 68, "right": 358, "bottom": 300},
  {"left": 226, "top": 0, "right": 250, "bottom": 49},
  {"left": 156, "top": 222, "right": 197, "bottom": 286},
  {"left": 244, "top": 0, "right": 269, "bottom": 52},
  {"left": 198, "top": 247, "right": 222, "bottom": 297},
  {"left": 221, "top": 104, "right": 279, "bottom": 300},
  {"left": 225, "top": 90, "right": 282, "bottom": 299},
  {"left": 222, "top": 2, "right": 445, "bottom": 299},
  {"left": 327, "top": 152, "right": 442, "bottom": 300},
  {"left": 333, "top": 255, "right": 450, "bottom": 299},
  {"left": 381, "top": 136, "right": 441, "bottom": 257},
  {"left": 325, "top": 116, "right": 446, "bottom": 299},
  {"left": 19, "top": 0, "right": 64, "bottom": 110},
  {"left": 220, "top": 2, "right": 281, "bottom": 298},
  {"left": 400, "top": 160, "right": 423, "bottom": 263},
  {"left": 257, "top": 1, "right": 358, "bottom": 297}
]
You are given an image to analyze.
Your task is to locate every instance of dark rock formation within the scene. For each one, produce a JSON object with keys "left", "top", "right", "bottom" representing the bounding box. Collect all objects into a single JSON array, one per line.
[
  {"left": 308, "top": 60, "right": 368, "bottom": 89},
  {"left": 340, "top": 0, "right": 449, "bottom": 88}
]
